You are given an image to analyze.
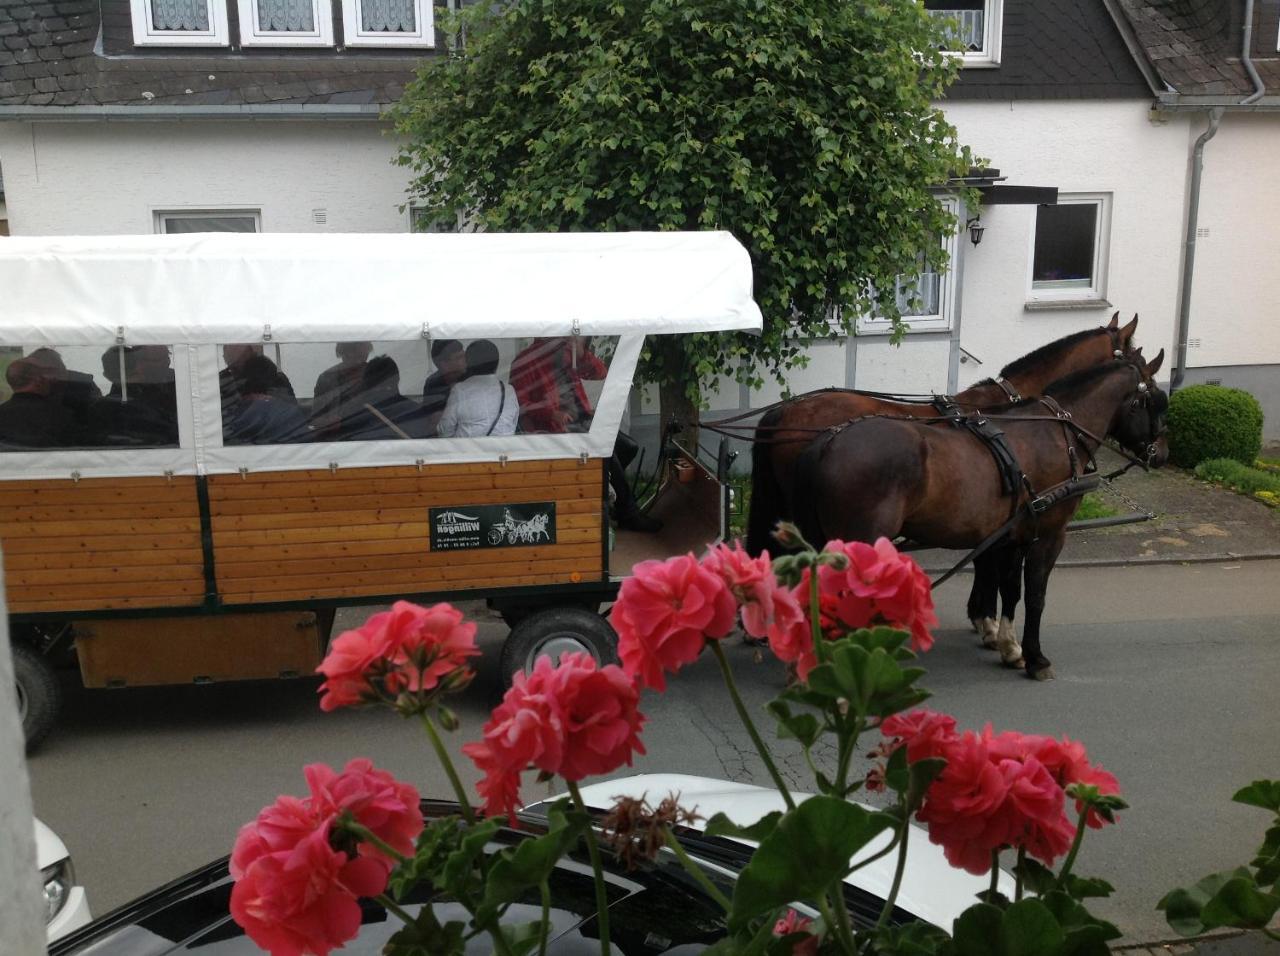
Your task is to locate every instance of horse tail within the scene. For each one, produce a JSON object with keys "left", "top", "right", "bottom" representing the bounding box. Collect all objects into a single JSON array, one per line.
[{"left": 745, "top": 408, "right": 786, "bottom": 556}]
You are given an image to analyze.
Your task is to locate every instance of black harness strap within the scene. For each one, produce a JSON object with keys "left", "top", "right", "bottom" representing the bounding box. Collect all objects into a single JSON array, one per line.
[{"left": 995, "top": 377, "right": 1022, "bottom": 403}]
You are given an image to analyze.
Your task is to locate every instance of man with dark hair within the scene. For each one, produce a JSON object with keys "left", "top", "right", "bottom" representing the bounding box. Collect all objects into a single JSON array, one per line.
[
  {"left": 220, "top": 344, "right": 296, "bottom": 407},
  {"left": 420, "top": 339, "right": 466, "bottom": 435},
  {"left": 437, "top": 340, "right": 519, "bottom": 438},
  {"left": 0, "top": 358, "right": 77, "bottom": 448},
  {"left": 223, "top": 355, "right": 309, "bottom": 445},
  {"left": 341, "top": 355, "right": 431, "bottom": 441},
  {"left": 510, "top": 336, "right": 660, "bottom": 532}
]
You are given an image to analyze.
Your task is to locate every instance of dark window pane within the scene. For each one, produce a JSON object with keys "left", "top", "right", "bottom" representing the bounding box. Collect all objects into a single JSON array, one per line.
[
  {"left": 161, "top": 215, "right": 258, "bottom": 234},
  {"left": 924, "top": 0, "right": 985, "bottom": 51},
  {"left": 1032, "top": 203, "right": 1097, "bottom": 289}
]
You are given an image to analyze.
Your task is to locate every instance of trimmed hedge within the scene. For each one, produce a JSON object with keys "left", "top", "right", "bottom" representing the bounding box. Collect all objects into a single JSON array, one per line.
[{"left": 1167, "top": 385, "right": 1264, "bottom": 468}]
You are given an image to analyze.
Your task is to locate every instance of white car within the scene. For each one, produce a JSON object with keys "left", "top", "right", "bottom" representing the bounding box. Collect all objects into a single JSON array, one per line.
[
  {"left": 36, "top": 818, "right": 92, "bottom": 943},
  {"left": 569, "top": 773, "right": 1015, "bottom": 930}
]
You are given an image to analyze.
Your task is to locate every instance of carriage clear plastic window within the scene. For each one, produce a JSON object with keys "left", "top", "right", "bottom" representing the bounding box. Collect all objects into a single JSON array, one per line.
[
  {"left": 0, "top": 345, "right": 180, "bottom": 451},
  {"left": 216, "top": 336, "right": 618, "bottom": 445}
]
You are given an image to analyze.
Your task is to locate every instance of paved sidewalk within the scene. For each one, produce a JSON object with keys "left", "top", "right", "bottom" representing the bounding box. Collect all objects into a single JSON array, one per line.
[
  {"left": 916, "top": 447, "right": 1280, "bottom": 574},
  {"left": 1114, "top": 930, "right": 1278, "bottom": 954}
]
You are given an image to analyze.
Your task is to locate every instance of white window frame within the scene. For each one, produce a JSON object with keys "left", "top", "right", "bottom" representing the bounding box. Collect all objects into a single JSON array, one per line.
[
  {"left": 927, "top": 0, "right": 1003, "bottom": 68},
  {"left": 340, "top": 0, "right": 433, "bottom": 47},
  {"left": 857, "top": 200, "right": 959, "bottom": 335},
  {"left": 236, "top": 0, "right": 334, "bottom": 46},
  {"left": 130, "top": 0, "right": 229, "bottom": 46},
  {"left": 155, "top": 209, "right": 263, "bottom": 234},
  {"left": 1026, "top": 193, "right": 1111, "bottom": 305}
]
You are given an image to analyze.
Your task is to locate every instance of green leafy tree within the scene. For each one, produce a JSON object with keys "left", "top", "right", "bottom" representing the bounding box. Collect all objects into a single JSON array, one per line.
[{"left": 389, "top": 0, "right": 976, "bottom": 428}]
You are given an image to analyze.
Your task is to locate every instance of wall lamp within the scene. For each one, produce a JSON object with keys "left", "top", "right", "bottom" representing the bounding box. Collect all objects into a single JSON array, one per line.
[{"left": 966, "top": 216, "right": 985, "bottom": 246}]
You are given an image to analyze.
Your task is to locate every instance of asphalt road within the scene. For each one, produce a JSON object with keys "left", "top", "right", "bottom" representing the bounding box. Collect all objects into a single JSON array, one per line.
[{"left": 24, "top": 560, "right": 1280, "bottom": 943}]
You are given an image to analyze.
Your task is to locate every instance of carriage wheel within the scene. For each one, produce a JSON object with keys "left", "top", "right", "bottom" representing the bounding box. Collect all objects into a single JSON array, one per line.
[
  {"left": 13, "top": 642, "right": 61, "bottom": 752},
  {"left": 499, "top": 607, "right": 619, "bottom": 688}
]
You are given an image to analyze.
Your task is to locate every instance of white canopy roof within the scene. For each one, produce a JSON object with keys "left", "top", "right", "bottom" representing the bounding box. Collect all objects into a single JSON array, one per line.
[{"left": 0, "top": 231, "right": 763, "bottom": 346}]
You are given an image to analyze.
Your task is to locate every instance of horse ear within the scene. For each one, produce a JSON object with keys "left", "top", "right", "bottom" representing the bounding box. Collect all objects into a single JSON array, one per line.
[
  {"left": 1145, "top": 348, "right": 1165, "bottom": 377},
  {"left": 1107, "top": 312, "right": 1119, "bottom": 330},
  {"left": 1119, "top": 314, "right": 1138, "bottom": 349}
]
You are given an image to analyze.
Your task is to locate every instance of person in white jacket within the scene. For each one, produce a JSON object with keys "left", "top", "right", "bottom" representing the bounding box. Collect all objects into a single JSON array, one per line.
[{"left": 437, "top": 340, "right": 520, "bottom": 438}]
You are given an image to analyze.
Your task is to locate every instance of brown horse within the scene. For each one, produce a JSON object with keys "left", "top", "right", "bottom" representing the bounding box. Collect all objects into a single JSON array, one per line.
[
  {"left": 745, "top": 314, "right": 1141, "bottom": 647},
  {"left": 792, "top": 352, "right": 1168, "bottom": 680}
]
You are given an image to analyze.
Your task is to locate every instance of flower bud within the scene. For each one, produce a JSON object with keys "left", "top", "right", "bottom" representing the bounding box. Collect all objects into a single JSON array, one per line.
[
  {"left": 436, "top": 705, "right": 460, "bottom": 732},
  {"left": 771, "top": 521, "right": 811, "bottom": 551}
]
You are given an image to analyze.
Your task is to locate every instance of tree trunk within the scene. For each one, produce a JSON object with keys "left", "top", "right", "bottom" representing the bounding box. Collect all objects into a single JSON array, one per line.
[{"left": 658, "top": 378, "right": 700, "bottom": 458}]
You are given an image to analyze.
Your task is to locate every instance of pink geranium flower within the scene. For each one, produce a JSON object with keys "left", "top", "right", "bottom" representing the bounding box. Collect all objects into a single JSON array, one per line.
[
  {"left": 704, "top": 542, "right": 806, "bottom": 644},
  {"left": 819, "top": 538, "right": 938, "bottom": 653},
  {"left": 230, "top": 791, "right": 399, "bottom": 956},
  {"left": 463, "top": 653, "right": 646, "bottom": 821},
  {"left": 613, "top": 554, "right": 737, "bottom": 690},
  {"left": 306, "top": 759, "right": 423, "bottom": 867},
  {"left": 773, "top": 909, "right": 821, "bottom": 956},
  {"left": 880, "top": 709, "right": 959, "bottom": 763},
  {"left": 316, "top": 600, "right": 479, "bottom": 711}
]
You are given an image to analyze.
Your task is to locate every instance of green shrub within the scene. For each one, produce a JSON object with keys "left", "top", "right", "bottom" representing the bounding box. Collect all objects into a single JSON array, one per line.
[
  {"left": 1194, "top": 457, "right": 1280, "bottom": 499},
  {"left": 1167, "top": 385, "right": 1264, "bottom": 468}
]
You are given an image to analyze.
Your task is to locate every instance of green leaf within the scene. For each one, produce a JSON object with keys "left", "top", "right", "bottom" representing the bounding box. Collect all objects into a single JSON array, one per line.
[
  {"left": 479, "top": 801, "right": 586, "bottom": 923},
  {"left": 952, "top": 902, "right": 1003, "bottom": 955},
  {"left": 1199, "top": 877, "right": 1280, "bottom": 930},
  {"left": 872, "top": 919, "right": 953, "bottom": 956},
  {"left": 501, "top": 920, "right": 550, "bottom": 956},
  {"left": 1011, "top": 857, "right": 1057, "bottom": 897},
  {"left": 767, "top": 700, "right": 822, "bottom": 749},
  {"left": 1252, "top": 824, "right": 1280, "bottom": 888},
  {"left": 441, "top": 817, "right": 502, "bottom": 899},
  {"left": 906, "top": 758, "right": 947, "bottom": 813},
  {"left": 1158, "top": 868, "right": 1254, "bottom": 936},
  {"left": 999, "top": 899, "right": 1066, "bottom": 956},
  {"left": 384, "top": 906, "right": 467, "bottom": 956},
  {"left": 728, "top": 796, "right": 893, "bottom": 930},
  {"left": 1061, "top": 876, "right": 1115, "bottom": 900},
  {"left": 1233, "top": 780, "right": 1280, "bottom": 813},
  {"left": 704, "top": 810, "right": 784, "bottom": 843}
]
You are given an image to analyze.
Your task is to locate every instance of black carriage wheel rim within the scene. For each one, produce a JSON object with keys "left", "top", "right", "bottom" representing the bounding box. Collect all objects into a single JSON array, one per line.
[{"left": 524, "top": 632, "right": 597, "bottom": 672}]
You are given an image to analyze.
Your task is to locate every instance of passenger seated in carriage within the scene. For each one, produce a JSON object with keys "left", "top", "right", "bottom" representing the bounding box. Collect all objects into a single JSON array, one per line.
[
  {"left": 0, "top": 357, "right": 77, "bottom": 448},
  {"left": 89, "top": 346, "right": 179, "bottom": 447},
  {"left": 310, "top": 341, "right": 373, "bottom": 436},
  {"left": 420, "top": 339, "right": 466, "bottom": 436},
  {"left": 223, "top": 354, "right": 311, "bottom": 445},
  {"left": 340, "top": 355, "right": 433, "bottom": 441},
  {"left": 436, "top": 340, "right": 520, "bottom": 438}
]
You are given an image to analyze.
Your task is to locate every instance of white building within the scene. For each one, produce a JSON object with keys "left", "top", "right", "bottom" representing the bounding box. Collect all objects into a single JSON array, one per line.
[{"left": 0, "top": 0, "right": 1276, "bottom": 436}]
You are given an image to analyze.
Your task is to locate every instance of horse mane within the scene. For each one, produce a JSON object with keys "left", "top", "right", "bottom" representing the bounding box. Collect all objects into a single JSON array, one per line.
[
  {"left": 997, "top": 327, "right": 1108, "bottom": 379},
  {"left": 1041, "top": 361, "right": 1132, "bottom": 399}
]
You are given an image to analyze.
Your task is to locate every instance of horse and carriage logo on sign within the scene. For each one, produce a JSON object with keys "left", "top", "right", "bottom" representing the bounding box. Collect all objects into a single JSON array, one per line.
[{"left": 429, "top": 503, "right": 557, "bottom": 551}]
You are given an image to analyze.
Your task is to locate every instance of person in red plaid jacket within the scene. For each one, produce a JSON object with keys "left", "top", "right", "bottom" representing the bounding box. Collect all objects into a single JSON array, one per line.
[{"left": 511, "top": 337, "right": 661, "bottom": 533}]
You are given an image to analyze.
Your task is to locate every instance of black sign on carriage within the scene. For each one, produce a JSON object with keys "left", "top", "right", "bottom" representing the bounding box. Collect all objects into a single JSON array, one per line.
[{"left": 429, "top": 502, "right": 558, "bottom": 552}]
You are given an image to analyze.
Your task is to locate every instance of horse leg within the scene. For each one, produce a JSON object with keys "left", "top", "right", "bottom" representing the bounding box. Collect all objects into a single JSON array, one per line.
[
  {"left": 996, "top": 546, "right": 1026, "bottom": 668},
  {"left": 1020, "top": 531, "right": 1066, "bottom": 681},
  {"left": 746, "top": 426, "right": 787, "bottom": 556},
  {"left": 967, "top": 552, "right": 1000, "bottom": 649}
]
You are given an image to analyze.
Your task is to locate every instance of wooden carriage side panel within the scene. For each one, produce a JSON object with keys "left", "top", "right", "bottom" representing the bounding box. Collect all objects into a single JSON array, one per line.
[
  {"left": 207, "top": 459, "right": 606, "bottom": 605},
  {"left": 0, "top": 476, "right": 206, "bottom": 613}
]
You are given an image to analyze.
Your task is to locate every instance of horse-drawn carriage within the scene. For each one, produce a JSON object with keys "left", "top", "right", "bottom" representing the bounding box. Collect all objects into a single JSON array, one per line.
[{"left": 0, "top": 231, "right": 761, "bottom": 747}]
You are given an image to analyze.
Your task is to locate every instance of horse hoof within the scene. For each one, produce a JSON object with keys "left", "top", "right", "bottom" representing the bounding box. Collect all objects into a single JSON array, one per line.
[
  {"left": 970, "top": 618, "right": 983, "bottom": 635},
  {"left": 1002, "top": 656, "right": 1025, "bottom": 669},
  {"left": 1028, "top": 666, "right": 1055, "bottom": 682}
]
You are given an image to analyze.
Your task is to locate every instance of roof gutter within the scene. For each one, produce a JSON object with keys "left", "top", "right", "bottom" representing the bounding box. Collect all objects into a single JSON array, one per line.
[
  {"left": 1171, "top": 107, "right": 1225, "bottom": 391},
  {"left": 0, "top": 104, "right": 387, "bottom": 121}
]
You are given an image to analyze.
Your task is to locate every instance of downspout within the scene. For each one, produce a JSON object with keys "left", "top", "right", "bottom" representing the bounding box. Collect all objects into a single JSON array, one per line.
[
  {"left": 1241, "top": 0, "right": 1266, "bottom": 106},
  {"left": 1171, "top": 107, "right": 1224, "bottom": 391}
]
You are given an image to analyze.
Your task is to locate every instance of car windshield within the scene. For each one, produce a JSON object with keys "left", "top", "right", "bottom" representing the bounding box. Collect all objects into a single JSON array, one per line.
[{"left": 53, "top": 822, "right": 736, "bottom": 956}]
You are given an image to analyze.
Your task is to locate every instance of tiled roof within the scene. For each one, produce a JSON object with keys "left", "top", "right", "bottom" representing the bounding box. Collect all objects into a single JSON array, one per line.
[
  {"left": 1109, "top": 0, "right": 1280, "bottom": 98},
  {"left": 0, "top": 0, "right": 422, "bottom": 109},
  {"left": 944, "top": 0, "right": 1150, "bottom": 100}
]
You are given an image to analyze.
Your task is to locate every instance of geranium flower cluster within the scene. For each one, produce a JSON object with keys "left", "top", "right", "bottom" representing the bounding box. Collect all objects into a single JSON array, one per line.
[
  {"left": 879, "top": 710, "right": 1121, "bottom": 875},
  {"left": 463, "top": 652, "right": 647, "bottom": 821},
  {"left": 613, "top": 538, "right": 936, "bottom": 687},
  {"left": 316, "top": 600, "right": 480, "bottom": 712},
  {"left": 230, "top": 759, "right": 423, "bottom": 956}
]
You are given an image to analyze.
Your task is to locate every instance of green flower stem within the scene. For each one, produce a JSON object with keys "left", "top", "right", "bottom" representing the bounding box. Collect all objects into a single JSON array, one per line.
[
  {"left": 817, "top": 893, "right": 857, "bottom": 956},
  {"left": 709, "top": 641, "right": 795, "bottom": 810},
  {"left": 1015, "top": 847, "right": 1026, "bottom": 901},
  {"left": 828, "top": 885, "right": 859, "bottom": 955},
  {"left": 419, "top": 711, "right": 476, "bottom": 824},
  {"left": 844, "top": 830, "right": 901, "bottom": 877},
  {"left": 1055, "top": 803, "right": 1091, "bottom": 887},
  {"left": 375, "top": 893, "right": 417, "bottom": 927},
  {"left": 566, "top": 781, "right": 612, "bottom": 956},
  {"left": 343, "top": 821, "right": 411, "bottom": 865},
  {"left": 808, "top": 561, "right": 828, "bottom": 665},
  {"left": 875, "top": 814, "right": 910, "bottom": 930},
  {"left": 663, "top": 829, "right": 732, "bottom": 912},
  {"left": 989, "top": 851, "right": 1001, "bottom": 900},
  {"left": 834, "top": 717, "right": 865, "bottom": 795},
  {"left": 538, "top": 880, "right": 552, "bottom": 956}
]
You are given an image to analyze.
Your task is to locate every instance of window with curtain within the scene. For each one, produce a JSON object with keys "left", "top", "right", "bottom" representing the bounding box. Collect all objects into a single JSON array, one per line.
[
  {"left": 131, "top": 0, "right": 228, "bottom": 45},
  {"left": 924, "top": 0, "right": 1002, "bottom": 65},
  {"left": 236, "top": 0, "right": 334, "bottom": 45},
  {"left": 341, "top": 0, "right": 432, "bottom": 46}
]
